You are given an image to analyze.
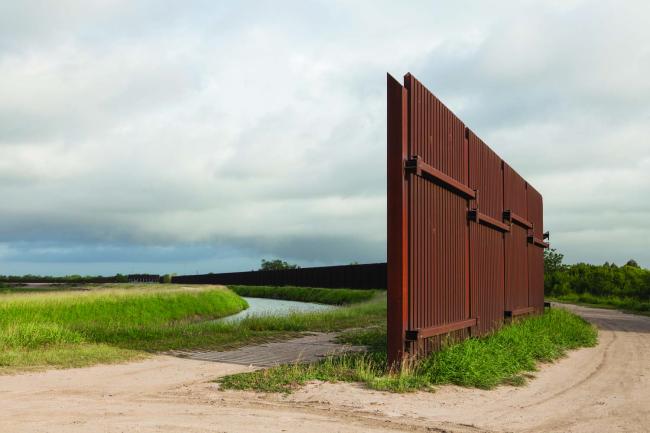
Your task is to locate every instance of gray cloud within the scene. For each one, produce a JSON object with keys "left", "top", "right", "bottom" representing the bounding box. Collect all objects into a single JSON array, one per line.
[{"left": 1, "top": 0, "right": 649, "bottom": 275}]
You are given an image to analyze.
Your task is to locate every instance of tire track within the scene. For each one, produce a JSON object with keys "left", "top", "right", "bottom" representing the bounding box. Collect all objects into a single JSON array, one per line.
[{"left": 520, "top": 320, "right": 617, "bottom": 409}]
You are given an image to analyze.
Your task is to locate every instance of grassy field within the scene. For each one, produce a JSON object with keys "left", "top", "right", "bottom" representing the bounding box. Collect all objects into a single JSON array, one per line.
[
  {"left": 0, "top": 284, "right": 247, "bottom": 372},
  {"left": 229, "top": 285, "right": 376, "bottom": 305},
  {"left": 4, "top": 282, "right": 596, "bottom": 388},
  {"left": 218, "top": 308, "right": 598, "bottom": 393},
  {"left": 0, "top": 284, "right": 385, "bottom": 373},
  {"left": 547, "top": 293, "right": 650, "bottom": 315}
]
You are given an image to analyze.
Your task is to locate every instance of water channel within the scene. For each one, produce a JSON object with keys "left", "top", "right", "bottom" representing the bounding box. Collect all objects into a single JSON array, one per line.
[{"left": 218, "top": 296, "right": 337, "bottom": 323}]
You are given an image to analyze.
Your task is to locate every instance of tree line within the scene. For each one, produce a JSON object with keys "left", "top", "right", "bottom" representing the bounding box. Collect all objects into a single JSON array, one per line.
[
  {"left": 0, "top": 274, "right": 129, "bottom": 283},
  {"left": 544, "top": 249, "right": 650, "bottom": 310}
]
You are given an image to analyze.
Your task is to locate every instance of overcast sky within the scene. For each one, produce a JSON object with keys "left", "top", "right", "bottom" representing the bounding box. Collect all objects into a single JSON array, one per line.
[{"left": 1, "top": 0, "right": 649, "bottom": 276}]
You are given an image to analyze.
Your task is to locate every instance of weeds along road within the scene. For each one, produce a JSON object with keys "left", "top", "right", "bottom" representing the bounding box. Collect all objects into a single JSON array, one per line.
[{"left": 0, "top": 303, "right": 648, "bottom": 433}]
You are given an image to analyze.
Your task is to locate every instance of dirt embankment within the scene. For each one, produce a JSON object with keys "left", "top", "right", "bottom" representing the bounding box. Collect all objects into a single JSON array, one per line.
[{"left": 0, "top": 303, "right": 648, "bottom": 433}]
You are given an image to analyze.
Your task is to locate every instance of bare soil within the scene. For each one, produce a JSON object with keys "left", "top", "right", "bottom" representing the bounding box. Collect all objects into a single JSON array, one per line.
[{"left": 1, "top": 304, "right": 648, "bottom": 433}]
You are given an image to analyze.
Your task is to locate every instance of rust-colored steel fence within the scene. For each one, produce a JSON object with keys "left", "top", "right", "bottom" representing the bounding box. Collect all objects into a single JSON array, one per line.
[
  {"left": 127, "top": 274, "right": 161, "bottom": 283},
  {"left": 387, "top": 73, "right": 548, "bottom": 364},
  {"left": 172, "top": 263, "right": 386, "bottom": 289}
]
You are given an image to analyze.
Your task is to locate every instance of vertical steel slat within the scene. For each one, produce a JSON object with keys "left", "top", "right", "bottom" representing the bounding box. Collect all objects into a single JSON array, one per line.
[{"left": 386, "top": 74, "right": 409, "bottom": 366}]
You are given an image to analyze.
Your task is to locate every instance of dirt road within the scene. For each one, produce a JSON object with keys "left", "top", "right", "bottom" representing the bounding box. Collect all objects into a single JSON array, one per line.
[{"left": 1, "top": 304, "right": 648, "bottom": 433}]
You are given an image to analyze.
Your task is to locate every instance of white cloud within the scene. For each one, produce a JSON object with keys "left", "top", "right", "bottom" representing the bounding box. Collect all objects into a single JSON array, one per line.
[{"left": 1, "top": 0, "right": 649, "bottom": 274}]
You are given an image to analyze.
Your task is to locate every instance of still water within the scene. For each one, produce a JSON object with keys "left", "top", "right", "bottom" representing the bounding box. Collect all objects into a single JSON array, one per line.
[{"left": 218, "top": 297, "right": 337, "bottom": 323}]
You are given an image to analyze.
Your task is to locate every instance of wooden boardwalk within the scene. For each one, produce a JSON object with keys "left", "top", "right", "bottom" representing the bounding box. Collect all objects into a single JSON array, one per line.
[{"left": 167, "top": 333, "right": 364, "bottom": 367}]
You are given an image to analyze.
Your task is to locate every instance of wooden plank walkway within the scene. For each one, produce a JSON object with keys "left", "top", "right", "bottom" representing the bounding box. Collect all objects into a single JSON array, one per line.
[{"left": 167, "top": 333, "right": 364, "bottom": 367}]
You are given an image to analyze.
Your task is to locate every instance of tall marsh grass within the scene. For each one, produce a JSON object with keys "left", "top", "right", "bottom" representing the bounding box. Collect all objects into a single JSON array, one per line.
[{"left": 0, "top": 285, "right": 247, "bottom": 370}]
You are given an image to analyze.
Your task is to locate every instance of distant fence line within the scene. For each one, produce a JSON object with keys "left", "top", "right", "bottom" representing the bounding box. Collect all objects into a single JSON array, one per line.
[
  {"left": 127, "top": 274, "right": 161, "bottom": 283},
  {"left": 0, "top": 274, "right": 161, "bottom": 284},
  {"left": 171, "top": 263, "right": 387, "bottom": 290},
  {"left": 0, "top": 276, "right": 122, "bottom": 284},
  {"left": 1, "top": 265, "right": 387, "bottom": 289}
]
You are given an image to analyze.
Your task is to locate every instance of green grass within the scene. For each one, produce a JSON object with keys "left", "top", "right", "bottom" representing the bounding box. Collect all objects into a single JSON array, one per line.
[
  {"left": 217, "top": 308, "right": 598, "bottom": 393},
  {"left": 0, "top": 284, "right": 247, "bottom": 371},
  {"left": 547, "top": 293, "right": 650, "bottom": 315},
  {"left": 0, "top": 344, "right": 145, "bottom": 374},
  {"left": 99, "top": 290, "right": 386, "bottom": 353},
  {"left": 1, "top": 284, "right": 91, "bottom": 294},
  {"left": 229, "top": 285, "right": 376, "bottom": 305},
  {"left": 0, "top": 284, "right": 385, "bottom": 373}
]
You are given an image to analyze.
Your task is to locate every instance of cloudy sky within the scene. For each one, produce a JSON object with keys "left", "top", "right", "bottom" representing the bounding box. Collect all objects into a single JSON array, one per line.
[{"left": 1, "top": 0, "right": 649, "bottom": 276}]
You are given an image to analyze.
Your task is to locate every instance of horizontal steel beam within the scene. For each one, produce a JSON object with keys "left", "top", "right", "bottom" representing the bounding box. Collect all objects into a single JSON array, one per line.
[
  {"left": 405, "top": 318, "right": 477, "bottom": 341},
  {"left": 469, "top": 210, "right": 511, "bottom": 232},
  {"left": 503, "top": 210, "right": 533, "bottom": 229},
  {"left": 405, "top": 156, "right": 476, "bottom": 199},
  {"left": 528, "top": 236, "right": 550, "bottom": 248},
  {"left": 504, "top": 306, "right": 535, "bottom": 317}
]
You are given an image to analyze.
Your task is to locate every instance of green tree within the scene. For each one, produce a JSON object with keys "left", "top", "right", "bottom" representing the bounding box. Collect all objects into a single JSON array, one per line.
[
  {"left": 544, "top": 248, "right": 565, "bottom": 274},
  {"left": 114, "top": 273, "right": 129, "bottom": 283},
  {"left": 625, "top": 259, "right": 640, "bottom": 268},
  {"left": 162, "top": 273, "right": 177, "bottom": 283},
  {"left": 259, "top": 259, "right": 300, "bottom": 271}
]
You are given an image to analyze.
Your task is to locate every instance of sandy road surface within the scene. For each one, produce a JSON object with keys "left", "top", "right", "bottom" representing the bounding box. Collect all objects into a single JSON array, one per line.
[{"left": 0, "top": 304, "right": 648, "bottom": 433}]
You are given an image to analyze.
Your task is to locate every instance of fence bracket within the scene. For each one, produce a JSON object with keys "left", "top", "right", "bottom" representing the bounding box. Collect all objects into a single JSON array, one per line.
[
  {"left": 469, "top": 209, "right": 511, "bottom": 232},
  {"left": 528, "top": 236, "right": 550, "bottom": 248},
  {"left": 405, "top": 318, "right": 477, "bottom": 341},
  {"left": 405, "top": 156, "right": 476, "bottom": 199},
  {"left": 503, "top": 210, "right": 533, "bottom": 229},
  {"left": 504, "top": 307, "right": 535, "bottom": 318}
]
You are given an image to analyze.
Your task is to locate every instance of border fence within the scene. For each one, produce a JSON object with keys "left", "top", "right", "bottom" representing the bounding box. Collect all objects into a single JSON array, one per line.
[
  {"left": 172, "top": 262, "right": 386, "bottom": 290},
  {"left": 387, "top": 73, "right": 548, "bottom": 364},
  {"left": 127, "top": 274, "right": 161, "bottom": 283}
]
